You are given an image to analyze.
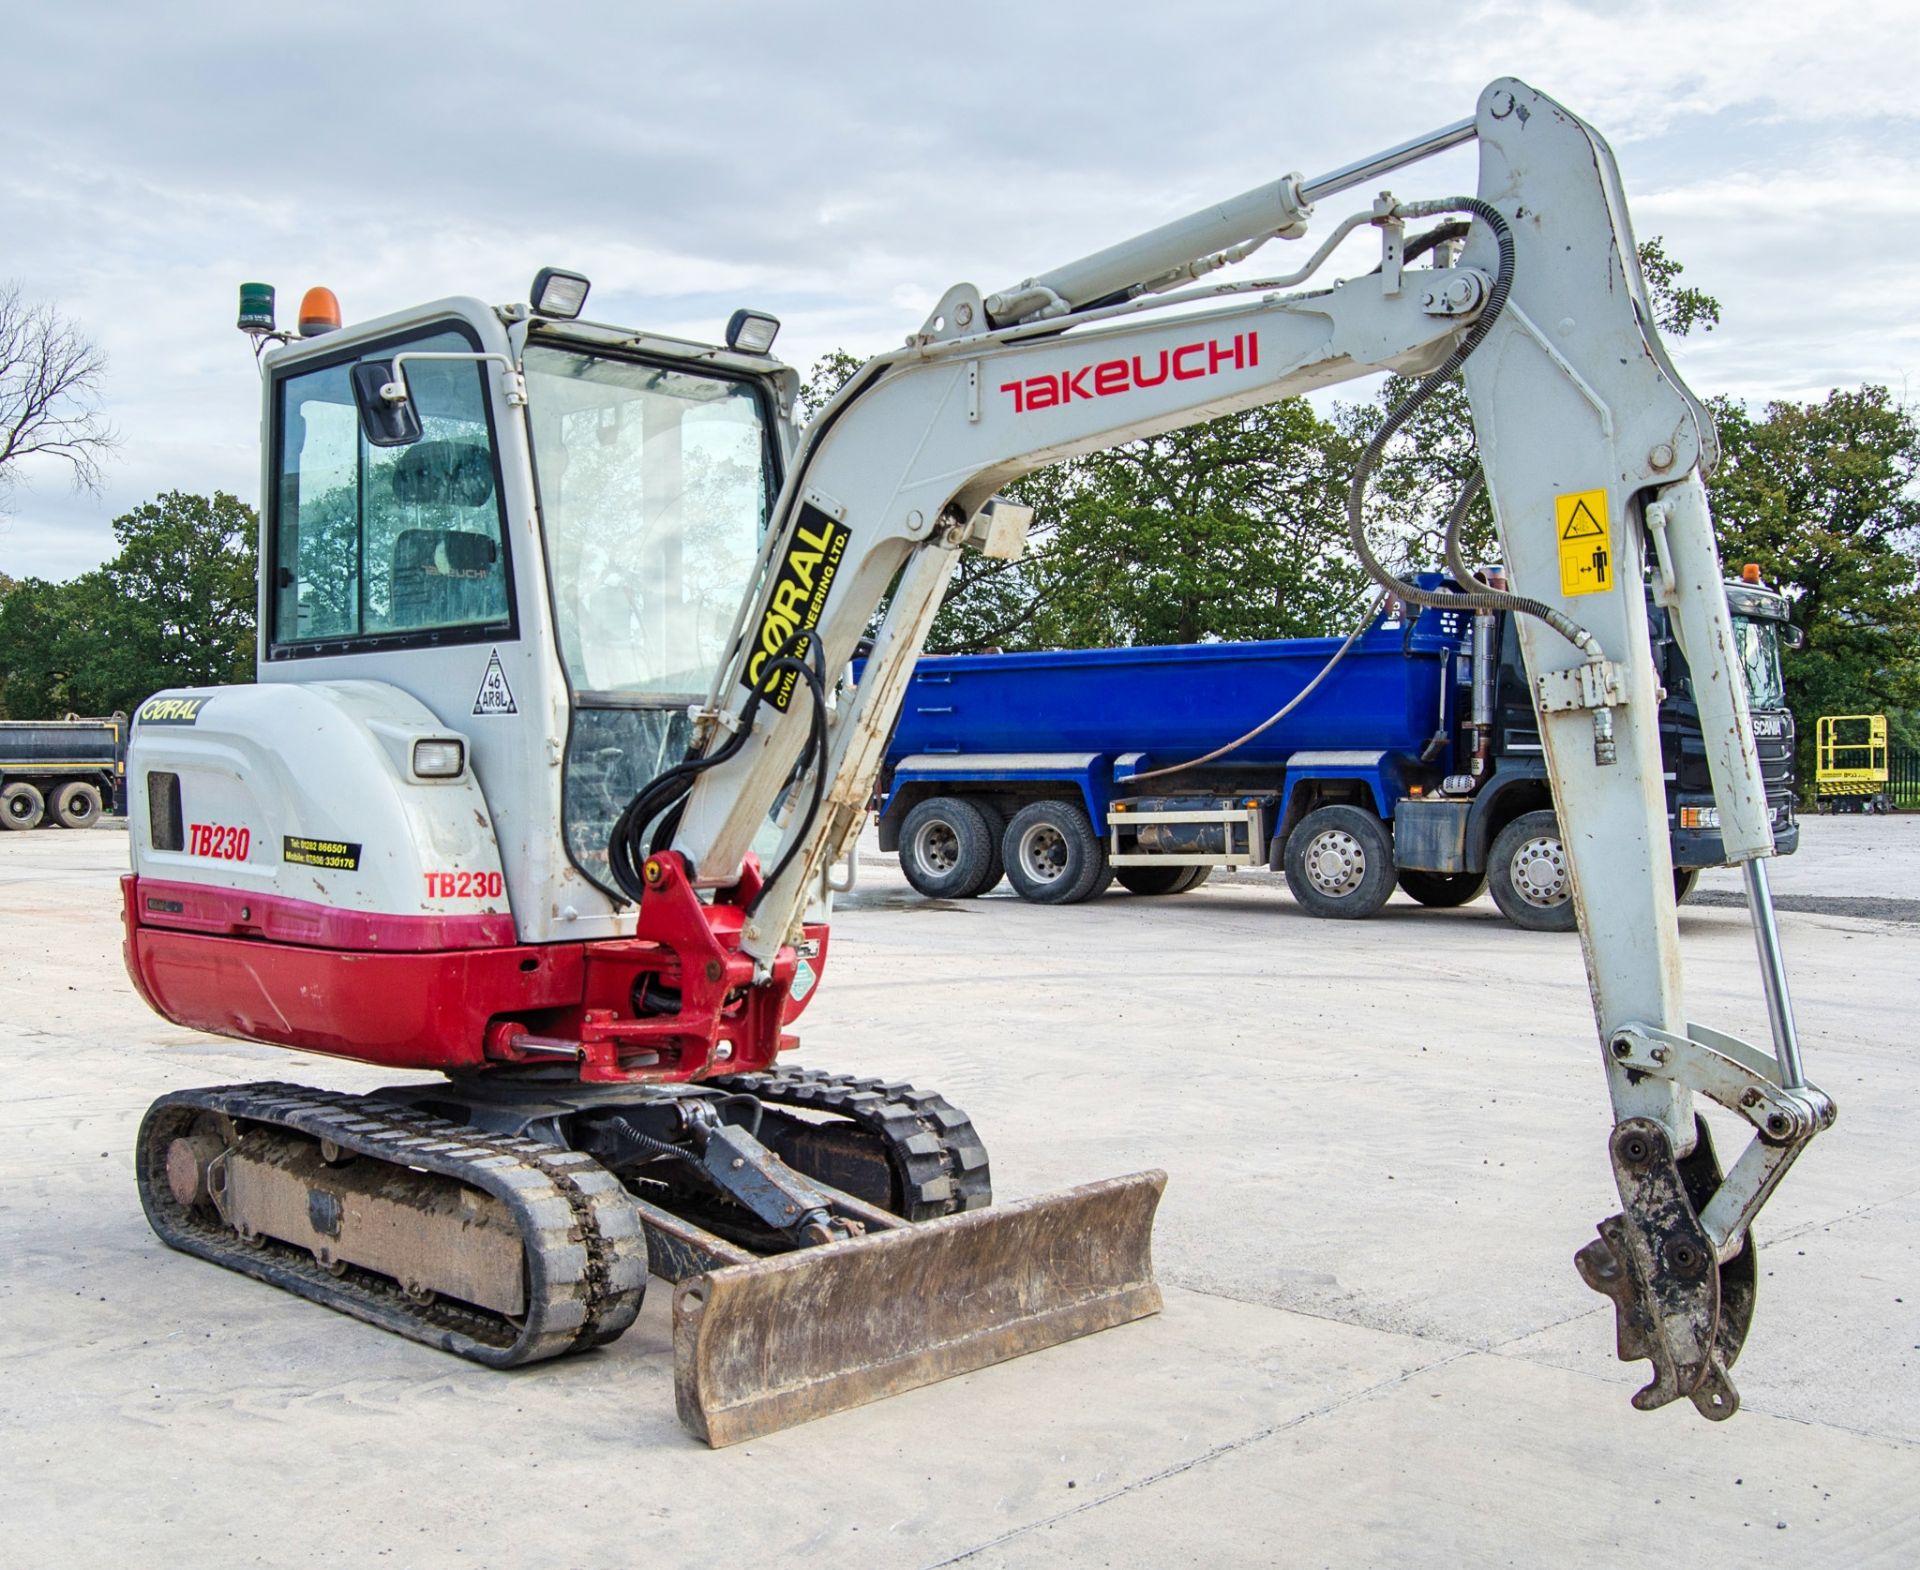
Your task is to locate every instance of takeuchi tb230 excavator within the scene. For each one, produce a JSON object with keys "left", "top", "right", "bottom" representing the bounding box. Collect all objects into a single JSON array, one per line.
[{"left": 122, "top": 77, "right": 1832, "bottom": 1444}]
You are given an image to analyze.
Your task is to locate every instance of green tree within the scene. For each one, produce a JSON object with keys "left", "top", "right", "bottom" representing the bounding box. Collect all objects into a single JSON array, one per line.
[
  {"left": 0, "top": 490, "right": 257, "bottom": 718},
  {"left": 102, "top": 489, "right": 257, "bottom": 691},
  {"left": 1705, "top": 387, "right": 1920, "bottom": 778},
  {"left": 1024, "top": 400, "right": 1364, "bottom": 649}
]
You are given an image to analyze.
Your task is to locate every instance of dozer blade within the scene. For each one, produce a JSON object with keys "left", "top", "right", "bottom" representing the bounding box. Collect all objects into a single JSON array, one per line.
[{"left": 672, "top": 1170, "right": 1166, "bottom": 1446}]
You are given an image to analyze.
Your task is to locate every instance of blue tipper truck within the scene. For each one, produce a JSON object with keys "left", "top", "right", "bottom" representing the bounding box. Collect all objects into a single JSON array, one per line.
[{"left": 874, "top": 574, "right": 1799, "bottom": 930}]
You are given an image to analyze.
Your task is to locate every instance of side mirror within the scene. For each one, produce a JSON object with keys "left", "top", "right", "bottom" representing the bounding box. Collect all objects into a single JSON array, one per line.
[
  {"left": 1780, "top": 624, "right": 1805, "bottom": 651},
  {"left": 351, "top": 360, "right": 423, "bottom": 447}
]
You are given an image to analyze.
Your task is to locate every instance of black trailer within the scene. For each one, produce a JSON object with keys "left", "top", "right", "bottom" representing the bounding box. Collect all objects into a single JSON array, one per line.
[{"left": 0, "top": 715, "right": 127, "bottom": 829}]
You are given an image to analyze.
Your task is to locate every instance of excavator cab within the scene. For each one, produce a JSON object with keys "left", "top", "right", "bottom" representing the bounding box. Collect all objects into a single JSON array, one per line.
[{"left": 263, "top": 298, "right": 798, "bottom": 934}]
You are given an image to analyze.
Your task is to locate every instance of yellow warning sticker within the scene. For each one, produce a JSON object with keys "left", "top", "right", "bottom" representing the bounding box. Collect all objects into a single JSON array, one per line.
[{"left": 1556, "top": 488, "right": 1612, "bottom": 597}]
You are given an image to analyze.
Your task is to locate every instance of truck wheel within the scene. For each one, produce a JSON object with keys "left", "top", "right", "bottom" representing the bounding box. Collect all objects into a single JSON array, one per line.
[
  {"left": 52, "top": 781, "right": 103, "bottom": 830},
  {"left": 1283, "top": 805, "right": 1395, "bottom": 919},
  {"left": 1, "top": 782, "right": 45, "bottom": 832},
  {"left": 1396, "top": 868, "right": 1487, "bottom": 908},
  {"left": 1003, "top": 800, "right": 1106, "bottom": 904},
  {"left": 971, "top": 802, "right": 1008, "bottom": 893},
  {"left": 1488, "top": 810, "right": 1577, "bottom": 932},
  {"left": 1674, "top": 868, "right": 1700, "bottom": 905},
  {"left": 1115, "top": 865, "right": 1205, "bottom": 896},
  {"left": 900, "top": 797, "right": 1001, "bottom": 899}
]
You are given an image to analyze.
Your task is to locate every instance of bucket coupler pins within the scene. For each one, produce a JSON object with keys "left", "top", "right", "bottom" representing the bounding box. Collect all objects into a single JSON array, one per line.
[{"left": 1576, "top": 1020, "right": 1836, "bottom": 1418}]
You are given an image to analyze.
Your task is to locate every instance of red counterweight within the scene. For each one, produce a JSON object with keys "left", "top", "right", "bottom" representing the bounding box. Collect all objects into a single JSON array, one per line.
[{"left": 123, "top": 852, "right": 825, "bottom": 1083}]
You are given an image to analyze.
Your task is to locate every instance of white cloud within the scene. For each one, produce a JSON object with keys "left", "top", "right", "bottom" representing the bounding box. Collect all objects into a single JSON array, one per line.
[{"left": 2, "top": 0, "right": 1915, "bottom": 578}]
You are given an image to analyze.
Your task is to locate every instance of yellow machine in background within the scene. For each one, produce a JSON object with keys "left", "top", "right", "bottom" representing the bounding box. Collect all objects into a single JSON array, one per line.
[{"left": 1815, "top": 714, "right": 1892, "bottom": 813}]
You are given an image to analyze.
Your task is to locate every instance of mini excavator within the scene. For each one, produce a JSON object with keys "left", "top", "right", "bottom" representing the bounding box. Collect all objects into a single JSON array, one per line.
[{"left": 123, "top": 78, "right": 1831, "bottom": 1443}]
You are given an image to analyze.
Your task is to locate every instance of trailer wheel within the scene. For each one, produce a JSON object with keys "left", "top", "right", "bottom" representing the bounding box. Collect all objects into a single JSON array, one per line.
[
  {"left": 1283, "top": 806, "right": 1395, "bottom": 919},
  {"left": 1003, "top": 800, "right": 1106, "bottom": 904},
  {"left": 900, "top": 797, "right": 1002, "bottom": 899},
  {"left": 1, "top": 782, "right": 45, "bottom": 832},
  {"left": 52, "top": 780, "right": 103, "bottom": 830},
  {"left": 1115, "top": 864, "right": 1207, "bottom": 896},
  {"left": 1487, "top": 810, "right": 1577, "bottom": 932},
  {"left": 1396, "top": 868, "right": 1487, "bottom": 908}
]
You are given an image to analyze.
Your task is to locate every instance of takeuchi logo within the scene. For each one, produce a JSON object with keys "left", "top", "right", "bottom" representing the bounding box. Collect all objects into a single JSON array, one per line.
[{"left": 999, "top": 332, "right": 1259, "bottom": 414}]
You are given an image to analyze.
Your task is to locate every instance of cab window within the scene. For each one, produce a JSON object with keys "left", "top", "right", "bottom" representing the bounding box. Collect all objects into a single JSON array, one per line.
[{"left": 271, "top": 328, "right": 512, "bottom": 650}]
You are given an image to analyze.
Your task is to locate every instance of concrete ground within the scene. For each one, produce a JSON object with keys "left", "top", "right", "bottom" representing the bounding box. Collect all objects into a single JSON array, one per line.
[{"left": 3, "top": 816, "right": 1916, "bottom": 1567}]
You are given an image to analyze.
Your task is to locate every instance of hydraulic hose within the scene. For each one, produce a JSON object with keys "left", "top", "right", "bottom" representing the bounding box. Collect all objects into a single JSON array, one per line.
[
  {"left": 1346, "top": 198, "right": 1603, "bottom": 663},
  {"left": 1128, "top": 591, "right": 1388, "bottom": 781},
  {"left": 608, "top": 629, "right": 830, "bottom": 905}
]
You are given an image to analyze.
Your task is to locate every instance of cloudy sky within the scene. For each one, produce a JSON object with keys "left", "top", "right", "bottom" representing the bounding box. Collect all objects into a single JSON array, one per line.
[{"left": 3, "top": 0, "right": 1914, "bottom": 579}]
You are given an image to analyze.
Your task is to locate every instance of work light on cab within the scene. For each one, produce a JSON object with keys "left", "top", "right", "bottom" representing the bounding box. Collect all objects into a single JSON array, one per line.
[
  {"left": 411, "top": 739, "right": 466, "bottom": 780},
  {"left": 530, "top": 268, "right": 591, "bottom": 320},
  {"left": 726, "top": 308, "right": 780, "bottom": 354}
]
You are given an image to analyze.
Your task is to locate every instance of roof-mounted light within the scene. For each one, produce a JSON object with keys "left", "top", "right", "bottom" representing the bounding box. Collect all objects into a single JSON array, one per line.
[
  {"left": 531, "top": 267, "right": 591, "bottom": 320},
  {"left": 726, "top": 308, "right": 781, "bottom": 355},
  {"left": 238, "top": 282, "right": 276, "bottom": 339},
  {"left": 298, "top": 287, "right": 342, "bottom": 337},
  {"left": 1741, "top": 562, "right": 1762, "bottom": 584}
]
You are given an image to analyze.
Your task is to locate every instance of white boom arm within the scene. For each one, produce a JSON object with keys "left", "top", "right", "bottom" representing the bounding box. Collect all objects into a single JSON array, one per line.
[{"left": 670, "top": 76, "right": 1832, "bottom": 1417}]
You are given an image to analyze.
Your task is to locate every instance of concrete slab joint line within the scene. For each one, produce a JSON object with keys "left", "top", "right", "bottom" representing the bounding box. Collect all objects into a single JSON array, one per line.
[{"left": 918, "top": 1351, "right": 1473, "bottom": 1569}]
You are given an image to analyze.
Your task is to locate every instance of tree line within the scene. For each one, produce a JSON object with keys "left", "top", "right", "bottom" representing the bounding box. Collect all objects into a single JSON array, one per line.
[{"left": 1, "top": 245, "right": 1914, "bottom": 783}]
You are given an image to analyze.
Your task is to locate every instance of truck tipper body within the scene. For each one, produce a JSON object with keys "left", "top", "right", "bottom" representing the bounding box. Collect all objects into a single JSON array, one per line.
[
  {"left": 0, "top": 714, "right": 126, "bottom": 831},
  {"left": 875, "top": 578, "right": 1799, "bottom": 929}
]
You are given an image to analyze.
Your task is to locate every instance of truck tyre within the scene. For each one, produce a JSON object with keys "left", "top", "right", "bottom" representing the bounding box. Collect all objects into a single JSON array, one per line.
[
  {"left": 1003, "top": 800, "right": 1106, "bottom": 905},
  {"left": 1488, "top": 810, "right": 1577, "bottom": 932},
  {"left": 1674, "top": 868, "right": 1700, "bottom": 905},
  {"left": 1283, "top": 805, "right": 1396, "bottom": 919},
  {"left": 1396, "top": 868, "right": 1487, "bottom": 908},
  {"left": 1, "top": 781, "right": 45, "bottom": 832},
  {"left": 971, "top": 802, "right": 1008, "bottom": 893},
  {"left": 1115, "top": 864, "right": 1206, "bottom": 896},
  {"left": 900, "top": 797, "right": 1001, "bottom": 899},
  {"left": 52, "top": 780, "right": 104, "bottom": 830}
]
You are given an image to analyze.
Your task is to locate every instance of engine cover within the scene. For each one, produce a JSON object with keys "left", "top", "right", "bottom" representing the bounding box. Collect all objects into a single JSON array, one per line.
[{"left": 127, "top": 680, "right": 509, "bottom": 951}]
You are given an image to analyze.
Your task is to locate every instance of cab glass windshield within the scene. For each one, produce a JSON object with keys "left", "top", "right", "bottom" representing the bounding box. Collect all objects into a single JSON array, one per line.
[
  {"left": 523, "top": 345, "right": 771, "bottom": 699},
  {"left": 523, "top": 343, "right": 776, "bottom": 891},
  {"left": 1732, "top": 615, "right": 1787, "bottom": 712}
]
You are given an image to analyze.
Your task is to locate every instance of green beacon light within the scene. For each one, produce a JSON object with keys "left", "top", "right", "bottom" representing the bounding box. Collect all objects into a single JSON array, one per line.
[{"left": 238, "top": 282, "right": 277, "bottom": 339}]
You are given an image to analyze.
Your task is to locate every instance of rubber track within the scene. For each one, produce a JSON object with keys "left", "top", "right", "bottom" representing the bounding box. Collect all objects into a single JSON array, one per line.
[
  {"left": 711, "top": 1066, "right": 992, "bottom": 1219},
  {"left": 136, "top": 1083, "right": 648, "bottom": 1368}
]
